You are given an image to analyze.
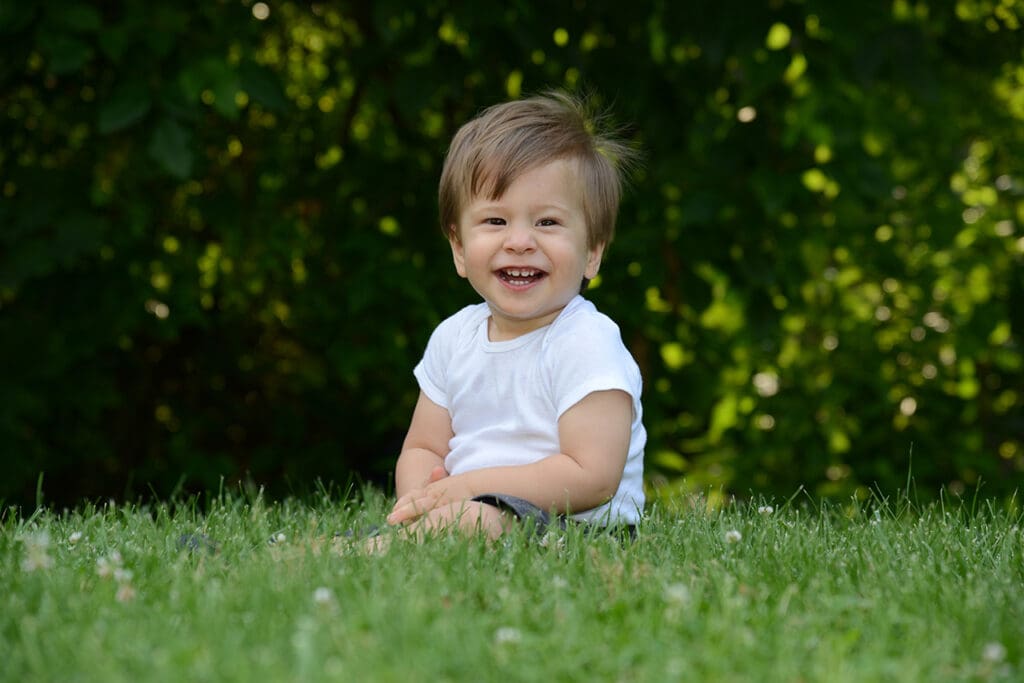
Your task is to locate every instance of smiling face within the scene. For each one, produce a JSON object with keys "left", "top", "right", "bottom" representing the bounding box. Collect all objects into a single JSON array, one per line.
[{"left": 449, "top": 159, "right": 605, "bottom": 341}]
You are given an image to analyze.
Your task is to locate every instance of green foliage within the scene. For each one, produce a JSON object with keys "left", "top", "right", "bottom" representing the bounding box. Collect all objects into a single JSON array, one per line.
[{"left": 1, "top": 0, "right": 1022, "bottom": 506}]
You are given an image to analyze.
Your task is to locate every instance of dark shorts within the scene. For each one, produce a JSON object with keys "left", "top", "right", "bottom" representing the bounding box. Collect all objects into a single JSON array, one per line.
[{"left": 471, "top": 493, "right": 637, "bottom": 541}]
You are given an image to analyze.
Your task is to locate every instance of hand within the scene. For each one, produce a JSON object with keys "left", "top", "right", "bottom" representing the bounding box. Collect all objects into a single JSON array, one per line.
[
  {"left": 387, "top": 473, "right": 470, "bottom": 526},
  {"left": 394, "top": 465, "right": 447, "bottom": 522}
]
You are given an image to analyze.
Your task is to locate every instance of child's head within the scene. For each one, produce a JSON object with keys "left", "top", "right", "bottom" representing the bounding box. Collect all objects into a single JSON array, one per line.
[{"left": 439, "top": 91, "right": 636, "bottom": 250}]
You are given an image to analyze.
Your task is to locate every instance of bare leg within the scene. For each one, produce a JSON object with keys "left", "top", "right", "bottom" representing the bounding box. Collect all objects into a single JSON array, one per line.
[
  {"left": 362, "top": 501, "right": 512, "bottom": 553},
  {"left": 414, "top": 500, "right": 513, "bottom": 540}
]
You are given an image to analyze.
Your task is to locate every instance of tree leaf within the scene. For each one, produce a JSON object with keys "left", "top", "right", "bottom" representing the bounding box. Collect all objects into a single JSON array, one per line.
[
  {"left": 37, "top": 31, "right": 92, "bottom": 74},
  {"left": 148, "top": 117, "right": 194, "bottom": 179},
  {"left": 48, "top": 3, "right": 103, "bottom": 32},
  {"left": 98, "top": 82, "right": 152, "bottom": 133},
  {"left": 239, "top": 62, "right": 287, "bottom": 111}
]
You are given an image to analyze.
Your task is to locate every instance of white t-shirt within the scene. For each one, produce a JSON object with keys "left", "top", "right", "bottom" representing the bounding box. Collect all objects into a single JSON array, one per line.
[{"left": 413, "top": 295, "right": 646, "bottom": 524}]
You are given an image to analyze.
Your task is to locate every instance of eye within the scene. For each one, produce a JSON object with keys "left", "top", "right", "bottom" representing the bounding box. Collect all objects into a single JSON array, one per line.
[
  {"left": 483, "top": 217, "right": 506, "bottom": 226},
  {"left": 536, "top": 218, "right": 559, "bottom": 227}
]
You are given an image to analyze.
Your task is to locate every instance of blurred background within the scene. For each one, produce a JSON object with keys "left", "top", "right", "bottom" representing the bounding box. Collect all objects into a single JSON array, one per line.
[{"left": 1, "top": 0, "right": 1022, "bottom": 509}]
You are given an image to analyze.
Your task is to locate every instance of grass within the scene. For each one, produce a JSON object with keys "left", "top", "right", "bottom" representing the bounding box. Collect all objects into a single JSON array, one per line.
[{"left": 2, "top": 488, "right": 1022, "bottom": 682}]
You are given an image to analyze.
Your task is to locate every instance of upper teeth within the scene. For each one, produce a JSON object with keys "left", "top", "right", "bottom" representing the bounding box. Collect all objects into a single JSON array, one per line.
[{"left": 507, "top": 269, "right": 535, "bottom": 277}]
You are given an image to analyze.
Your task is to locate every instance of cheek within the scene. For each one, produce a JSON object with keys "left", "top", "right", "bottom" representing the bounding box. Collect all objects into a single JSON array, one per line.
[{"left": 457, "top": 242, "right": 493, "bottom": 276}]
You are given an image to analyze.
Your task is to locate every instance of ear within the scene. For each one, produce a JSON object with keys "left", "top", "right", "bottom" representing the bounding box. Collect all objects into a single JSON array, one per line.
[
  {"left": 449, "top": 231, "right": 467, "bottom": 278},
  {"left": 584, "top": 242, "right": 605, "bottom": 280}
]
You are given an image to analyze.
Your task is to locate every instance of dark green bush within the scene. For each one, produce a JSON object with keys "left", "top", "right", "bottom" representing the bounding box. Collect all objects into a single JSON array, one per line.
[{"left": 1, "top": 1, "right": 1021, "bottom": 507}]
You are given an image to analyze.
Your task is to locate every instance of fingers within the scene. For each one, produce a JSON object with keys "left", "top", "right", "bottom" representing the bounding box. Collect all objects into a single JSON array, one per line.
[
  {"left": 388, "top": 489, "right": 431, "bottom": 525},
  {"left": 387, "top": 497, "right": 426, "bottom": 525},
  {"left": 386, "top": 508, "right": 408, "bottom": 525},
  {"left": 388, "top": 473, "right": 453, "bottom": 525}
]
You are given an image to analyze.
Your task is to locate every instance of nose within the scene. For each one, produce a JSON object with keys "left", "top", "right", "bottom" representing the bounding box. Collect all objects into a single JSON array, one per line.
[{"left": 503, "top": 221, "right": 536, "bottom": 253}]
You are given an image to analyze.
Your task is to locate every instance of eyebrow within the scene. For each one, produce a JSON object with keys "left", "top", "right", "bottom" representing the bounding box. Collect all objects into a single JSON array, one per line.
[{"left": 468, "top": 201, "right": 572, "bottom": 214}]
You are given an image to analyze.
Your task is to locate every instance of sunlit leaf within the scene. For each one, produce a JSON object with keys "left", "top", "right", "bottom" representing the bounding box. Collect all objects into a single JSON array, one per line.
[
  {"left": 660, "top": 342, "right": 690, "bottom": 370},
  {"left": 801, "top": 168, "right": 828, "bottom": 192},
  {"left": 766, "top": 23, "right": 791, "bottom": 50},
  {"left": 708, "top": 394, "right": 739, "bottom": 443},
  {"left": 784, "top": 54, "right": 807, "bottom": 83}
]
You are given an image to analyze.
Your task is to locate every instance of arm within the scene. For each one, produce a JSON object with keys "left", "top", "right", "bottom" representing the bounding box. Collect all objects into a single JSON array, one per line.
[
  {"left": 393, "top": 392, "right": 453, "bottom": 499},
  {"left": 388, "top": 389, "right": 631, "bottom": 523}
]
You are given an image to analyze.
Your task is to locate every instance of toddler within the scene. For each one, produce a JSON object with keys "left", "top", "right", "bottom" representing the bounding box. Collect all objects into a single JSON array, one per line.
[{"left": 384, "top": 91, "right": 645, "bottom": 541}]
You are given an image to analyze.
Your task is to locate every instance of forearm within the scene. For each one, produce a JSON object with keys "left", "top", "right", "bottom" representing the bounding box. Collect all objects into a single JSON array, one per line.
[
  {"left": 394, "top": 448, "right": 446, "bottom": 498},
  {"left": 452, "top": 454, "right": 621, "bottom": 514}
]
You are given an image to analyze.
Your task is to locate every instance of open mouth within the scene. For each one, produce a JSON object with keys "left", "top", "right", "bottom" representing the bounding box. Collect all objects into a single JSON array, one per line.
[{"left": 497, "top": 268, "right": 546, "bottom": 286}]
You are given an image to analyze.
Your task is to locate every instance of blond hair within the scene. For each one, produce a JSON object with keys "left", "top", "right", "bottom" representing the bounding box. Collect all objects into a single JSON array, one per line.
[{"left": 438, "top": 91, "right": 637, "bottom": 249}]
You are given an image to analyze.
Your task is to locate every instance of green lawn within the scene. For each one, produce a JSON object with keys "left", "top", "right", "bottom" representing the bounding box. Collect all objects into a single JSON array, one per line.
[{"left": 3, "top": 489, "right": 1021, "bottom": 682}]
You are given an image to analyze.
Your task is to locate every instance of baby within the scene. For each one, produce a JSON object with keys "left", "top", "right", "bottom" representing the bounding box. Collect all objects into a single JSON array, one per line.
[{"left": 384, "top": 91, "right": 645, "bottom": 542}]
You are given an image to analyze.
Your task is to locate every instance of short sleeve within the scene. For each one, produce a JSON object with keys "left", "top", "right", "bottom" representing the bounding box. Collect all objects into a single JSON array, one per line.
[
  {"left": 413, "top": 325, "right": 452, "bottom": 410},
  {"left": 412, "top": 304, "right": 482, "bottom": 411},
  {"left": 546, "top": 314, "right": 642, "bottom": 419}
]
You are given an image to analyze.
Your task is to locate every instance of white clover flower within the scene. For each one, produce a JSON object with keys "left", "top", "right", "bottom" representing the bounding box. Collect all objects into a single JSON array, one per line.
[
  {"left": 494, "top": 627, "right": 522, "bottom": 645},
  {"left": 757, "top": 505, "right": 774, "bottom": 516},
  {"left": 115, "top": 584, "right": 136, "bottom": 603},
  {"left": 68, "top": 531, "right": 83, "bottom": 545},
  {"left": 23, "top": 530, "right": 50, "bottom": 548},
  {"left": 20, "top": 531, "right": 54, "bottom": 572},
  {"left": 313, "top": 587, "right": 333, "bottom": 605},
  {"left": 982, "top": 641, "right": 1007, "bottom": 664},
  {"left": 663, "top": 582, "right": 691, "bottom": 606},
  {"left": 538, "top": 532, "right": 566, "bottom": 551},
  {"left": 275, "top": 532, "right": 287, "bottom": 544},
  {"left": 113, "top": 568, "right": 134, "bottom": 584},
  {"left": 725, "top": 529, "right": 743, "bottom": 544},
  {"left": 96, "top": 550, "right": 124, "bottom": 579},
  {"left": 21, "top": 554, "right": 54, "bottom": 572}
]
